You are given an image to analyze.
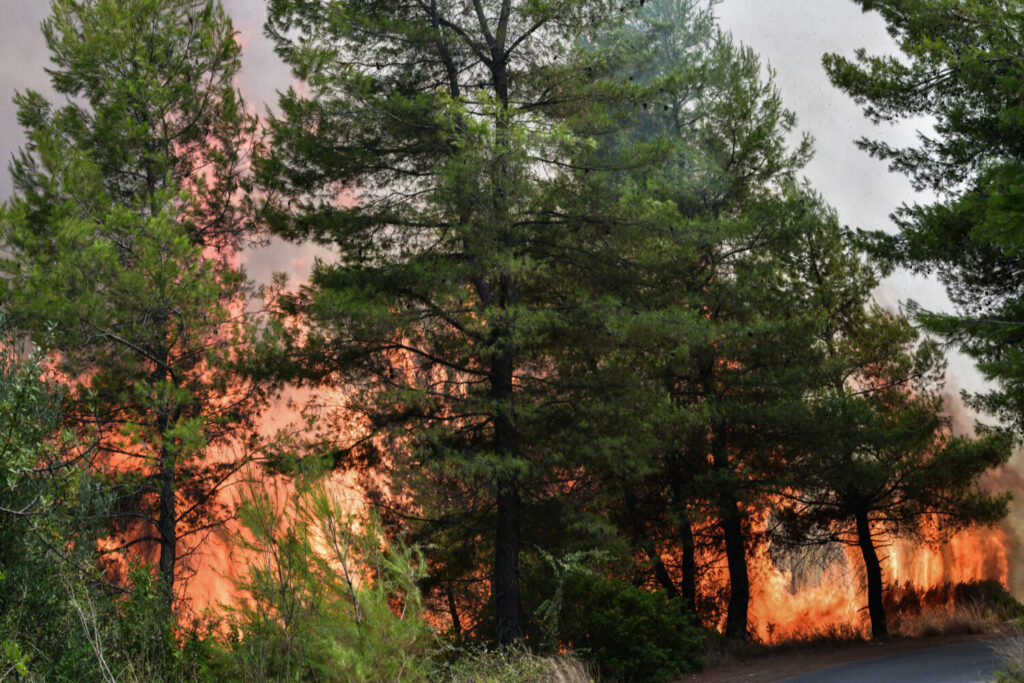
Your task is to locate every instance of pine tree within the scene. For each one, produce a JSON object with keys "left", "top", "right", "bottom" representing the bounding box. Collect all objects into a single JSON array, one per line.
[
  {"left": 0, "top": 0, "right": 265, "bottom": 609},
  {"left": 776, "top": 308, "right": 1011, "bottom": 638},
  {"left": 824, "top": 0, "right": 1024, "bottom": 434},
  {"left": 571, "top": 0, "right": 838, "bottom": 639},
  {"left": 256, "top": 0, "right": 685, "bottom": 644}
]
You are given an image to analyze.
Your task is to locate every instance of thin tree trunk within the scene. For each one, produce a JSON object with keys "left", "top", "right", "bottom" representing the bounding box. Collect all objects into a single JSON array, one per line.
[
  {"left": 153, "top": 316, "right": 176, "bottom": 611},
  {"left": 447, "top": 584, "right": 463, "bottom": 640},
  {"left": 668, "top": 450, "right": 700, "bottom": 619},
  {"left": 854, "top": 505, "right": 888, "bottom": 638},
  {"left": 624, "top": 485, "right": 679, "bottom": 597},
  {"left": 157, "top": 444, "right": 176, "bottom": 609},
  {"left": 679, "top": 509, "right": 699, "bottom": 614}
]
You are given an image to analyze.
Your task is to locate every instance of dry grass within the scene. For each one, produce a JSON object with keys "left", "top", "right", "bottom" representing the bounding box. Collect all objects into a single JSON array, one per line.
[
  {"left": 442, "top": 650, "right": 597, "bottom": 683},
  {"left": 542, "top": 657, "right": 599, "bottom": 683},
  {"left": 702, "top": 623, "right": 865, "bottom": 670},
  {"left": 781, "top": 622, "right": 865, "bottom": 645},
  {"left": 993, "top": 635, "right": 1024, "bottom": 682},
  {"left": 896, "top": 602, "right": 1008, "bottom": 638}
]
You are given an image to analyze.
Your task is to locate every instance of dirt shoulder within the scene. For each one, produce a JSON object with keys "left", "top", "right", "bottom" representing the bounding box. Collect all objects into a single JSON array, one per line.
[{"left": 676, "top": 632, "right": 1009, "bottom": 683}]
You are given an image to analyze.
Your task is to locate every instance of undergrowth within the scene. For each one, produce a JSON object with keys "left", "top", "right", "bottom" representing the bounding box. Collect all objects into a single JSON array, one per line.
[{"left": 438, "top": 649, "right": 596, "bottom": 683}]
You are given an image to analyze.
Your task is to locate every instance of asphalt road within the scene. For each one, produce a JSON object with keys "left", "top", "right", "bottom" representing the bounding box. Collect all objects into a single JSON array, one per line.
[{"left": 778, "top": 639, "right": 1012, "bottom": 683}]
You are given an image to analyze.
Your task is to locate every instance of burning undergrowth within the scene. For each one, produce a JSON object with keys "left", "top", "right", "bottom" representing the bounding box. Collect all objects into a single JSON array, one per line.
[{"left": 746, "top": 523, "right": 1019, "bottom": 644}]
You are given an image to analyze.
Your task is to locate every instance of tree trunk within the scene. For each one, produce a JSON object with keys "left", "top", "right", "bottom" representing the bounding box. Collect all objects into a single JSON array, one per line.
[
  {"left": 624, "top": 485, "right": 679, "bottom": 597},
  {"left": 668, "top": 455, "right": 700, "bottom": 619},
  {"left": 492, "top": 346, "right": 522, "bottom": 646},
  {"left": 154, "top": 321, "right": 176, "bottom": 611},
  {"left": 854, "top": 505, "right": 888, "bottom": 638},
  {"left": 679, "top": 509, "right": 699, "bottom": 615},
  {"left": 483, "top": 39, "right": 523, "bottom": 645},
  {"left": 157, "top": 444, "right": 176, "bottom": 609},
  {"left": 699, "top": 353, "right": 749, "bottom": 639},
  {"left": 447, "top": 584, "right": 463, "bottom": 641},
  {"left": 720, "top": 494, "right": 748, "bottom": 639},
  {"left": 495, "top": 471, "right": 522, "bottom": 645},
  {"left": 712, "top": 427, "right": 748, "bottom": 639}
]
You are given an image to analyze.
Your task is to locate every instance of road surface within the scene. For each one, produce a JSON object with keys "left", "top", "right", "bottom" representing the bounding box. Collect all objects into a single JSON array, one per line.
[{"left": 778, "top": 639, "right": 1012, "bottom": 683}]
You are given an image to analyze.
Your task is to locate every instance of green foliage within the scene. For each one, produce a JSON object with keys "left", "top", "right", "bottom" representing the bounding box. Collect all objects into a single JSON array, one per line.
[
  {"left": 259, "top": 0, "right": 655, "bottom": 644},
  {"left": 527, "top": 549, "right": 610, "bottom": 653},
  {"left": 825, "top": 0, "right": 1024, "bottom": 434},
  {"left": 781, "top": 308, "right": 1012, "bottom": 541},
  {"left": 1, "top": 638, "right": 29, "bottom": 679},
  {"left": 0, "top": 323, "right": 91, "bottom": 680},
  {"left": 219, "top": 478, "right": 436, "bottom": 682},
  {"left": 53, "top": 565, "right": 224, "bottom": 683},
  {"left": 0, "top": 0, "right": 267, "bottom": 603},
  {"left": 559, "top": 575, "right": 704, "bottom": 682}
]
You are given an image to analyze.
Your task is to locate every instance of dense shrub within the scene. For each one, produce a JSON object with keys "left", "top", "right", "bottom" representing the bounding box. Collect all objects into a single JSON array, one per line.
[{"left": 560, "top": 575, "right": 704, "bottom": 682}]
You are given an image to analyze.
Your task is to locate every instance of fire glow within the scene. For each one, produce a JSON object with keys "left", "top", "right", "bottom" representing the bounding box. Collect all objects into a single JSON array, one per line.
[{"left": 749, "top": 525, "right": 1012, "bottom": 643}]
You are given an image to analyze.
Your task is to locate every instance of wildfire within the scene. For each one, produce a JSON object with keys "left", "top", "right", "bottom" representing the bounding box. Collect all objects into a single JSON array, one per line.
[{"left": 749, "top": 524, "right": 1012, "bottom": 643}]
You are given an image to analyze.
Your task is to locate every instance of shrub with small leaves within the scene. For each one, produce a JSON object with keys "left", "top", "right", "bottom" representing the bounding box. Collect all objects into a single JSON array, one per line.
[
  {"left": 560, "top": 575, "right": 704, "bottom": 682},
  {"left": 219, "top": 476, "right": 437, "bottom": 681}
]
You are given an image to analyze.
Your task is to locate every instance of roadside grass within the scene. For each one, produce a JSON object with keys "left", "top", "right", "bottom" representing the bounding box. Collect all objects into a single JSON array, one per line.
[
  {"left": 895, "top": 602, "right": 1004, "bottom": 638},
  {"left": 440, "top": 649, "right": 597, "bottom": 683},
  {"left": 994, "top": 635, "right": 1024, "bottom": 682},
  {"left": 703, "top": 623, "right": 865, "bottom": 669},
  {"left": 703, "top": 582, "right": 1022, "bottom": 674}
]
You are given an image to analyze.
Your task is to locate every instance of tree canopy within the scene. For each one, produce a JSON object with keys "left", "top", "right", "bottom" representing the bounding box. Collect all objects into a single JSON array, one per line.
[
  {"left": 825, "top": 0, "right": 1024, "bottom": 433},
  {"left": 0, "top": 0, "right": 268, "bottom": 608}
]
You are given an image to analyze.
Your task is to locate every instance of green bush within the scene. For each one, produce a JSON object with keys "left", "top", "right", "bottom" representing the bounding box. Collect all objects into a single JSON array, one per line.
[
  {"left": 217, "top": 477, "right": 437, "bottom": 682},
  {"left": 560, "top": 575, "right": 703, "bottom": 682}
]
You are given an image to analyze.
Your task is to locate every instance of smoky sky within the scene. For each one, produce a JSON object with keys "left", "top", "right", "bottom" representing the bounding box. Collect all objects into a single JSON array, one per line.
[{"left": 0, "top": 0, "right": 985, "bottom": 392}]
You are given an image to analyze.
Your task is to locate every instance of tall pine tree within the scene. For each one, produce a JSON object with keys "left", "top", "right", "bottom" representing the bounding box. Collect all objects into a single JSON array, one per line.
[
  {"left": 0, "top": 0, "right": 266, "bottom": 609},
  {"left": 825, "top": 0, "right": 1024, "bottom": 434},
  {"left": 571, "top": 0, "right": 839, "bottom": 639},
  {"left": 255, "top": 0, "right": 685, "bottom": 644}
]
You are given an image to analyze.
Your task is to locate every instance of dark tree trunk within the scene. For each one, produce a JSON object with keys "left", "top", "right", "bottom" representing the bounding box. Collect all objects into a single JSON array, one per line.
[
  {"left": 624, "top": 485, "right": 679, "bottom": 597},
  {"left": 720, "top": 493, "right": 748, "bottom": 640},
  {"left": 668, "top": 454, "right": 700, "bottom": 618},
  {"left": 854, "top": 505, "right": 888, "bottom": 638},
  {"left": 447, "top": 584, "right": 463, "bottom": 641},
  {"left": 492, "top": 346, "right": 522, "bottom": 646},
  {"left": 157, "top": 446, "right": 176, "bottom": 609},
  {"left": 647, "top": 544, "right": 679, "bottom": 599},
  {"left": 679, "top": 509, "right": 699, "bottom": 614},
  {"left": 154, "top": 323, "right": 176, "bottom": 611},
  {"left": 494, "top": 470, "right": 522, "bottom": 646},
  {"left": 711, "top": 427, "right": 748, "bottom": 640}
]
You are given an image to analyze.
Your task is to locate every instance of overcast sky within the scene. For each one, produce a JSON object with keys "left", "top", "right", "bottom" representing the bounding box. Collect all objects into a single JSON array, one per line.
[{"left": 0, "top": 0, "right": 983, "bottom": 392}]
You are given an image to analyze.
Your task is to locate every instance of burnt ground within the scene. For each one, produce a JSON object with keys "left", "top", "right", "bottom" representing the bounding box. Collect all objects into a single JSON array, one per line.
[{"left": 677, "top": 632, "right": 1011, "bottom": 683}]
